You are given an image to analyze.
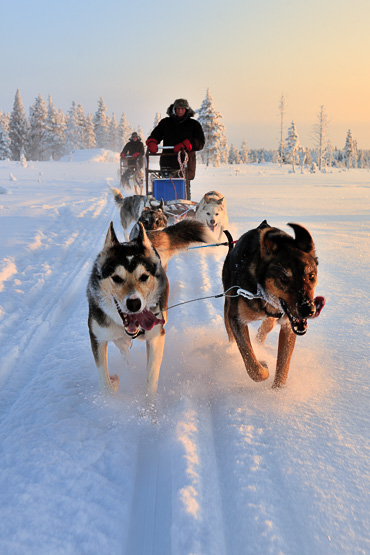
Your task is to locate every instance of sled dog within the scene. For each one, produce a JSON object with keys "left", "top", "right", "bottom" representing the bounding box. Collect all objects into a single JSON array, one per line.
[
  {"left": 222, "top": 221, "right": 325, "bottom": 388},
  {"left": 129, "top": 199, "right": 168, "bottom": 240},
  {"left": 87, "top": 219, "right": 212, "bottom": 396},
  {"left": 195, "top": 191, "right": 229, "bottom": 242},
  {"left": 111, "top": 188, "right": 159, "bottom": 240}
]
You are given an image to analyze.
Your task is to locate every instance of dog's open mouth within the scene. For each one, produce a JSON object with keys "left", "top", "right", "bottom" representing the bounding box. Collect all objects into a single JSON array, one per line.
[
  {"left": 207, "top": 223, "right": 217, "bottom": 232},
  {"left": 280, "top": 296, "right": 326, "bottom": 336},
  {"left": 114, "top": 299, "right": 165, "bottom": 337}
]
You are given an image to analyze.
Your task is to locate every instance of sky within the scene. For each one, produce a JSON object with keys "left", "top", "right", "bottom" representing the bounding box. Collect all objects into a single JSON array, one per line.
[{"left": 1, "top": 0, "right": 369, "bottom": 150}]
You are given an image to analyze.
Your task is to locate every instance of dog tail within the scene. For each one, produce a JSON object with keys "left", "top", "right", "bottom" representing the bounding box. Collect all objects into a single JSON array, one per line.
[
  {"left": 223, "top": 230, "right": 234, "bottom": 252},
  {"left": 148, "top": 219, "right": 213, "bottom": 265},
  {"left": 111, "top": 187, "right": 124, "bottom": 206}
]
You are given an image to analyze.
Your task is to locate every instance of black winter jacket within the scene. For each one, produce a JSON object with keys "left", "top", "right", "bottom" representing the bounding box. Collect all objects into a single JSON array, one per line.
[
  {"left": 122, "top": 138, "right": 144, "bottom": 157},
  {"left": 148, "top": 104, "right": 205, "bottom": 180}
]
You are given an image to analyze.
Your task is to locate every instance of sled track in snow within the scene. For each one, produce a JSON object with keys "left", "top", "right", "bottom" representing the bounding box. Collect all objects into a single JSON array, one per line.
[{"left": 0, "top": 194, "right": 116, "bottom": 411}]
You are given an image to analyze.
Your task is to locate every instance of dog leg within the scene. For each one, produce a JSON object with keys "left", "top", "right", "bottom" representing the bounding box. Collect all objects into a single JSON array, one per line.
[
  {"left": 94, "top": 341, "right": 120, "bottom": 393},
  {"left": 256, "top": 317, "right": 276, "bottom": 344},
  {"left": 272, "top": 323, "right": 297, "bottom": 388},
  {"left": 225, "top": 298, "right": 269, "bottom": 381},
  {"left": 145, "top": 330, "right": 165, "bottom": 397}
]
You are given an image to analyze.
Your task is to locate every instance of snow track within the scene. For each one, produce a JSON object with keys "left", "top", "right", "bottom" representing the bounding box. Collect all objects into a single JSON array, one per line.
[{"left": 1, "top": 160, "right": 370, "bottom": 554}]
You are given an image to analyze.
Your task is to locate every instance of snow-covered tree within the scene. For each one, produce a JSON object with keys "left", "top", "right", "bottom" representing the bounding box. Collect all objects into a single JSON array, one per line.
[
  {"left": 93, "top": 97, "right": 109, "bottom": 148},
  {"left": 313, "top": 105, "right": 330, "bottom": 171},
  {"left": 239, "top": 139, "right": 249, "bottom": 163},
  {"left": 28, "top": 94, "right": 48, "bottom": 160},
  {"left": 218, "top": 119, "right": 229, "bottom": 164},
  {"left": 151, "top": 112, "right": 162, "bottom": 133},
  {"left": 228, "top": 144, "right": 240, "bottom": 164},
  {"left": 65, "top": 102, "right": 83, "bottom": 152},
  {"left": 136, "top": 125, "right": 145, "bottom": 143},
  {"left": 9, "top": 89, "right": 29, "bottom": 161},
  {"left": 323, "top": 139, "right": 333, "bottom": 171},
  {"left": 83, "top": 113, "right": 96, "bottom": 149},
  {"left": 278, "top": 94, "right": 286, "bottom": 166},
  {"left": 344, "top": 129, "right": 355, "bottom": 169},
  {"left": 108, "top": 113, "right": 119, "bottom": 151},
  {"left": 42, "top": 95, "right": 66, "bottom": 160},
  {"left": 197, "top": 88, "right": 227, "bottom": 167},
  {"left": 118, "top": 113, "right": 132, "bottom": 150},
  {"left": 0, "top": 121, "right": 12, "bottom": 160},
  {"left": 285, "top": 121, "right": 300, "bottom": 172}
]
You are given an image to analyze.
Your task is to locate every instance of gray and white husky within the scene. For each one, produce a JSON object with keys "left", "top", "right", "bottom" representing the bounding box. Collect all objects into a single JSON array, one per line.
[
  {"left": 87, "top": 219, "right": 212, "bottom": 397},
  {"left": 111, "top": 188, "right": 160, "bottom": 241}
]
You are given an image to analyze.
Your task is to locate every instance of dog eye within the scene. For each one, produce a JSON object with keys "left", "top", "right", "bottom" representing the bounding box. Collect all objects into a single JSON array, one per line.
[
  {"left": 308, "top": 273, "right": 316, "bottom": 282},
  {"left": 111, "top": 275, "right": 124, "bottom": 284},
  {"left": 279, "top": 274, "right": 289, "bottom": 285},
  {"left": 139, "top": 274, "right": 149, "bottom": 282}
]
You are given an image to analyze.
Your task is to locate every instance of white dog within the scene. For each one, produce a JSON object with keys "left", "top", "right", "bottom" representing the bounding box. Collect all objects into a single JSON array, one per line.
[{"left": 195, "top": 191, "right": 229, "bottom": 242}]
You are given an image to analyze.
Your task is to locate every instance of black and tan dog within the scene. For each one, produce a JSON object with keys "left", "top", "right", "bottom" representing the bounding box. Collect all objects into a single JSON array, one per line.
[
  {"left": 87, "top": 219, "right": 212, "bottom": 396},
  {"left": 222, "top": 221, "right": 325, "bottom": 388},
  {"left": 129, "top": 199, "right": 168, "bottom": 240}
]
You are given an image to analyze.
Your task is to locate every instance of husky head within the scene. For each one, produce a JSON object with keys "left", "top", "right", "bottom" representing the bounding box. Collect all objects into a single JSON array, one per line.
[
  {"left": 93, "top": 222, "right": 167, "bottom": 335},
  {"left": 138, "top": 199, "right": 168, "bottom": 232},
  {"left": 258, "top": 223, "right": 325, "bottom": 335},
  {"left": 196, "top": 191, "right": 229, "bottom": 238}
]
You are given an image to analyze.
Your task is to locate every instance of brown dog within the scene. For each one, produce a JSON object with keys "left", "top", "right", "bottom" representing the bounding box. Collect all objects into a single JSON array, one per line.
[{"left": 222, "top": 221, "right": 325, "bottom": 388}]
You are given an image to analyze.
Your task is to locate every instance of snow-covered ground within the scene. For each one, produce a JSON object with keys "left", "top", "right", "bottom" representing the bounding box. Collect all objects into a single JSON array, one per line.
[{"left": 0, "top": 151, "right": 369, "bottom": 555}]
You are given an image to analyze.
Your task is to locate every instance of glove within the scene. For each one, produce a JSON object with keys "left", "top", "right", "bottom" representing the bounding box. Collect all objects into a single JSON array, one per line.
[
  {"left": 132, "top": 152, "right": 140, "bottom": 158},
  {"left": 146, "top": 138, "right": 158, "bottom": 154},
  {"left": 120, "top": 152, "right": 125, "bottom": 158},
  {"left": 174, "top": 139, "right": 192, "bottom": 153}
]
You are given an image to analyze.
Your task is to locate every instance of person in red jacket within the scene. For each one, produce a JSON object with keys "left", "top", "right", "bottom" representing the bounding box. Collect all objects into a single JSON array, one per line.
[{"left": 146, "top": 99, "right": 205, "bottom": 182}]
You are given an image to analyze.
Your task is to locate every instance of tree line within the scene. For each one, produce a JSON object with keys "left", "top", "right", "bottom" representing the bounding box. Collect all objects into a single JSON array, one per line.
[{"left": 0, "top": 89, "right": 368, "bottom": 171}]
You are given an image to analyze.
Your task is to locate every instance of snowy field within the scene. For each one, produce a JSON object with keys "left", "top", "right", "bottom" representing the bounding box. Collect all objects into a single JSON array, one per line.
[{"left": 0, "top": 151, "right": 369, "bottom": 555}]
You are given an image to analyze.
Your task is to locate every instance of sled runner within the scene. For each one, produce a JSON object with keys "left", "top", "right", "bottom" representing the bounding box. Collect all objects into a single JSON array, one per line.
[{"left": 145, "top": 146, "right": 191, "bottom": 202}]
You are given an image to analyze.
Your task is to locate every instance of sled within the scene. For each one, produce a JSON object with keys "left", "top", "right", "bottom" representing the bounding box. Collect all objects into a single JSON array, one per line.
[
  {"left": 120, "top": 155, "right": 144, "bottom": 195},
  {"left": 145, "top": 146, "right": 191, "bottom": 201}
]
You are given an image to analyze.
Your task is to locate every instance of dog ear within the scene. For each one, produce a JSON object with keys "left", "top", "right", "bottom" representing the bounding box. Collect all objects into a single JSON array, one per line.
[
  {"left": 260, "top": 228, "right": 280, "bottom": 258},
  {"left": 159, "top": 198, "right": 165, "bottom": 210},
  {"left": 217, "top": 197, "right": 224, "bottom": 205},
  {"left": 204, "top": 193, "right": 211, "bottom": 203},
  {"left": 137, "top": 222, "right": 154, "bottom": 253},
  {"left": 287, "top": 223, "right": 315, "bottom": 254},
  {"left": 103, "top": 222, "right": 119, "bottom": 249}
]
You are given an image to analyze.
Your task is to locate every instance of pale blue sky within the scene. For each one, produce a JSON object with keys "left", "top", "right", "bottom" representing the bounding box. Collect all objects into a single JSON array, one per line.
[{"left": 1, "top": 0, "right": 369, "bottom": 149}]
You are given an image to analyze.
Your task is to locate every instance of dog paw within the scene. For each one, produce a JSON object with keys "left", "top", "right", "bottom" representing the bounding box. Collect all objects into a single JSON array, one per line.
[
  {"left": 110, "top": 374, "right": 120, "bottom": 393},
  {"left": 249, "top": 364, "right": 269, "bottom": 382}
]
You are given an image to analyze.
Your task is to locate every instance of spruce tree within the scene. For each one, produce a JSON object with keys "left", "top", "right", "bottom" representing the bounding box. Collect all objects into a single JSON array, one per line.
[
  {"left": 0, "top": 121, "right": 12, "bottom": 160},
  {"left": 83, "top": 114, "right": 96, "bottom": 149},
  {"left": 239, "top": 139, "right": 249, "bottom": 163},
  {"left": 344, "top": 129, "right": 354, "bottom": 169},
  {"left": 28, "top": 94, "right": 47, "bottom": 160},
  {"left": 228, "top": 144, "right": 240, "bottom": 164},
  {"left": 108, "top": 113, "right": 119, "bottom": 151},
  {"left": 197, "top": 88, "right": 227, "bottom": 166},
  {"left": 9, "top": 89, "right": 29, "bottom": 161},
  {"left": 118, "top": 113, "right": 132, "bottom": 150},
  {"left": 65, "top": 101, "right": 82, "bottom": 152},
  {"left": 285, "top": 121, "right": 301, "bottom": 172},
  {"left": 93, "top": 97, "right": 109, "bottom": 148},
  {"left": 313, "top": 105, "right": 330, "bottom": 171},
  {"left": 42, "top": 94, "right": 66, "bottom": 160}
]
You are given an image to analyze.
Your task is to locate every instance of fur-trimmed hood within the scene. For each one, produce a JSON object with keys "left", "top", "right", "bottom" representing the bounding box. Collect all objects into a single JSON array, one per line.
[{"left": 166, "top": 103, "right": 195, "bottom": 120}]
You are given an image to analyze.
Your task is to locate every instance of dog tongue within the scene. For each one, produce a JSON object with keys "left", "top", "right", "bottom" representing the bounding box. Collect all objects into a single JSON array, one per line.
[
  {"left": 126, "top": 309, "right": 165, "bottom": 332},
  {"left": 313, "top": 296, "right": 326, "bottom": 318}
]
